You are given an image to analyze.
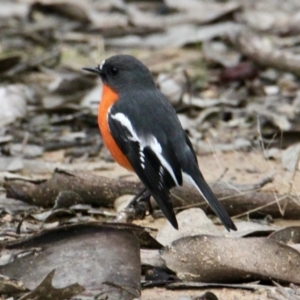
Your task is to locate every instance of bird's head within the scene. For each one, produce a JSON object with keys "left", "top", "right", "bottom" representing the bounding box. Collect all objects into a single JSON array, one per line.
[{"left": 83, "top": 54, "right": 155, "bottom": 92}]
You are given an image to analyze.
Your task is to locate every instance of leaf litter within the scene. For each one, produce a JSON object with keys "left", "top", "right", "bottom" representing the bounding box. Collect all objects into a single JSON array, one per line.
[{"left": 1, "top": 0, "right": 300, "bottom": 299}]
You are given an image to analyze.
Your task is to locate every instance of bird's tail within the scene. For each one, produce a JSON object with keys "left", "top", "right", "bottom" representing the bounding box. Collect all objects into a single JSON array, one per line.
[
  {"left": 150, "top": 189, "right": 178, "bottom": 229},
  {"left": 183, "top": 172, "right": 237, "bottom": 231}
]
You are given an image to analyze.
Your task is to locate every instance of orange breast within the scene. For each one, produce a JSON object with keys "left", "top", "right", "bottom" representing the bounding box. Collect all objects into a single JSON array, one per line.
[{"left": 98, "top": 84, "right": 133, "bottom": 171}]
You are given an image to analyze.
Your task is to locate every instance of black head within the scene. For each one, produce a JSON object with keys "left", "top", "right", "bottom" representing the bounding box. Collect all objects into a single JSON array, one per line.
[{"left": 83, "top": 55, "right": 155, "bottom": 92}]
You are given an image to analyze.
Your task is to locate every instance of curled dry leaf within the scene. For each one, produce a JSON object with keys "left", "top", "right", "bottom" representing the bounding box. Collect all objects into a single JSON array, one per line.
[
  {"left": 225, "top": 220, "right": 278, "bottom": 238},
  {"left": 0, "top": 223, "right": 158, "bottom": 299},
  {"left": 161, "top": 235, "right": 300, "bottom": 284},
  {"left": 156, "top": 208, "right": 220, "bottom": 246},
  {"left": 268, "top": 226, "right": 300, "bottom": 244}
]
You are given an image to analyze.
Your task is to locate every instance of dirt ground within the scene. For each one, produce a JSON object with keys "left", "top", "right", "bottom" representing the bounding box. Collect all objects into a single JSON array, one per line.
[
  {"left": 98, "top": 149, "right": 300, "bottom": 300},
  {"left": 142, "top": 287, "right": 269, "bottom": 300}
]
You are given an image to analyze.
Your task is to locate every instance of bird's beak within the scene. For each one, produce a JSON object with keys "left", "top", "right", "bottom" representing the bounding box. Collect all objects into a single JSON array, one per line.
[{"left": 82, "top": 66, "right": 102, "bottom": 75}]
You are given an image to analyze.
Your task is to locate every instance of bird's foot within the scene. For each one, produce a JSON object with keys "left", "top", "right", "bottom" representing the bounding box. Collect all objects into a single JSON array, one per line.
[
  {"left": 128, "top": 189, "right": 153, "bottom": 220},
  {"left": 113, "top": 189, "right": 153, "bottom": 224}
]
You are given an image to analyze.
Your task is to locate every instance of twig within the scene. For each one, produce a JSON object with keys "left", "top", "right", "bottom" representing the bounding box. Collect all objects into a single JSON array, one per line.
[{"left": 285, "top": 149, "right": 300, "bottom": 209}]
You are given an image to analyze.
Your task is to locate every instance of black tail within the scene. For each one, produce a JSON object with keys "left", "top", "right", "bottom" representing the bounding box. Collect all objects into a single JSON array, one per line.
[
  {"left": 179, "top": 133, "right": 236, "bottom": 231},
  {"left": 150, "top": 189, "right": 178, "bottom": 229},
  {"left": 191, "top": 173, "right": 236, "bottom": 231}
]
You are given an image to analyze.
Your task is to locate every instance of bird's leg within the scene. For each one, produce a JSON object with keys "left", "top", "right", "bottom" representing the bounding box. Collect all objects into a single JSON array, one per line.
[
  {"left": 128, "top": 187, "right": 148, "bottom": 207},
  {"left": 114, "top": 188, "right": 152, "bottom": 224},
  {"left": 127, "top": 188, "right": 153, "bottom": 220}
]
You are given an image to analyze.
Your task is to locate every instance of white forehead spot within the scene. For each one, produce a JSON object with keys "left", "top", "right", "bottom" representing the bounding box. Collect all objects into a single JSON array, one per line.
[{"left": 100, "top": 60, "right": 106, "bottom": 70}]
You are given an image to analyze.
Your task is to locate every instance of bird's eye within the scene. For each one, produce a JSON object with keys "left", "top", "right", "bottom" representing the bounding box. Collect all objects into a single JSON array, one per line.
[{"left": 110, "top": 66, "right": 118, "bottom": 75}]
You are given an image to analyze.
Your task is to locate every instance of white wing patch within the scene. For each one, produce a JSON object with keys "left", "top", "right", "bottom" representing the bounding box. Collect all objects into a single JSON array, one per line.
[
  {"left": 110, "top": 112, "right": 179, "bottom": 185},
  {"left": 139, "top": 149, "right": 145, "bottom": 169},
  {"left": 111, "top": 113, "right": 138, "bottom": 141},
  {"left": 111, "top": 113, "right": 144, "bottom": 168},
  {"left": 148, "top": 136, "right": 179, "bottom": 186}
]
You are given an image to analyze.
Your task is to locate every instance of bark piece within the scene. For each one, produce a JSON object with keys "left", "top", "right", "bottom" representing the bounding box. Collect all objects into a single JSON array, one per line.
[
  {"left": 161, "top": 235, "right": 300, "bottom": 284},
  {"left": 5, "top": 169, "right": 300, "bottom": 219},
  {"left": 0, "top": 223, "right": 155, "bottom": 300},
  {"left": 4, "top": 168, "right": 142, "bottom": 208}
]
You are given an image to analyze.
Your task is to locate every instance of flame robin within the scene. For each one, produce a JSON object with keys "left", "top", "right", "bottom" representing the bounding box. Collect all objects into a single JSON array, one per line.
[{"left": 83, "top": 55, "right": 236, "bottom": 231}]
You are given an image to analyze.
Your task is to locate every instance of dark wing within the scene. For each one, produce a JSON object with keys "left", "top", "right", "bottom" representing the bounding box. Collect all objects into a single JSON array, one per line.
[
  {"left": 184, "top": 132, "right": 198, "bottom": 164},
  {"left": 108, "top": 112, "right": 182, "bottom": 229}
]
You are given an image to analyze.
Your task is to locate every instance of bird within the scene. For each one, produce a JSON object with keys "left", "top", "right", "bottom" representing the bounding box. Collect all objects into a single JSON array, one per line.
[{"left": 83, "top": 55, "right": 236, "bottom": 231}]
